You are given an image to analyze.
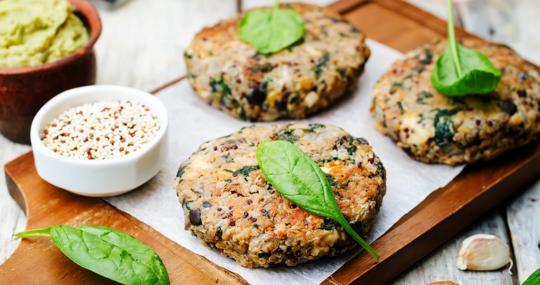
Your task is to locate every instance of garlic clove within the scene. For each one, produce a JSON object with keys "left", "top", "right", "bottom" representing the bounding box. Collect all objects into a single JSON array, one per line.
[{"left": 456, "top": 234, "right": 511, "bottom": 271}]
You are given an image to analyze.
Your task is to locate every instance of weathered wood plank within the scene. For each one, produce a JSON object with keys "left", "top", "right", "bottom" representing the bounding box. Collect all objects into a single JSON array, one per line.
[
  {"left": 391, "top": 212, "right": 513, "bottom": 285},
  {"left": 95, "top": 0, "right": 238, "bottom": 90},
  {"left": 0, "top": 0, "right": 237, "bottom": 264},
  {"left": 0, "top": 137, "right": 30, "bottom": 263},
  {"left": 405, "top": 0, "right": 447, "bottom": 19},
  {"left": 456, "top": 0, "right": 540, "bottom": 65},
  {"left": 242, "top": 0, "right": 334, "bottom": 10},
  {"left": 506, "top": 179, "right": 540, "bottom": 283},
  {"left": 0, "top": 2, "right": 538, "bottom": 285}
]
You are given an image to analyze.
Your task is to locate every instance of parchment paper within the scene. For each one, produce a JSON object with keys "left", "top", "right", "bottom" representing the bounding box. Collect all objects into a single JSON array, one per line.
[{"left": 107, "top": 40, "right": 464, "bottom": 285}]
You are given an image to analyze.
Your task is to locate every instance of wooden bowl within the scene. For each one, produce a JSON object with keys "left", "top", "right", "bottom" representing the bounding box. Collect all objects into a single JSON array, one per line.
[{"left": 0, "top": 0, "right": 102, "bottom": 144}]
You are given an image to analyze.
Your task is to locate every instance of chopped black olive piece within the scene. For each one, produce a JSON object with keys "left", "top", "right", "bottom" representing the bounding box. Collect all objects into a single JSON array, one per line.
[
  {"left": 215, "top": 226, "right": 223, "bottom": 239},
  {"left": 500, "top": 100, "right": 517, "bottom": 115},
  {"left": 246, "top": 82, "right": 268, "bottom": 105},
  {"left": 325, "top": 174, "right": 338, "bottom": 187},
  {"left": 189, "top": 209, "right": 202, "bottom": 226},
  {"left": 258, "top": 252, "right": 271, "bottom": 258},
  {"left": 320, "top": 219, "right": 338, "bottom": 230},
  {"left": 419, "top": 48, "right": 433, "bottom": 65},
  {"left": 355, "top": 137, "right": 369, "bottom": 145}
]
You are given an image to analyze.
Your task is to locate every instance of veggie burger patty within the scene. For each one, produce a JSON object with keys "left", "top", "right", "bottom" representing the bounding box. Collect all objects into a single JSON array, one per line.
[
  {"left": 371, "top": 39, "right": 540, "bottom": 165},
  {"left": 174, "top": 123, "right": 386, "bottom": 268},
  {"left": 184, "top": 4, "right": 370, "bottom": 121}
]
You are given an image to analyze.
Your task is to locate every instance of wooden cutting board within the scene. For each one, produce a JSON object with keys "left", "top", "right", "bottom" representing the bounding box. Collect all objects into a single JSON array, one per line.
[{"left": 1, "top": 0, "right": 539, "bottom": 284}]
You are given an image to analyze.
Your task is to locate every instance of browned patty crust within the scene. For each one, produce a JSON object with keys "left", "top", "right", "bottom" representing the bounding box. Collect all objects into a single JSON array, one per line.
[
  {"left": 174, "top": 123, "right": 386, "bottom": 268},
  {"left": 371, "top": 39, "right": 540, "bottom": 165},
  {"left": 184, "top": 3, "right": 370, "bottom": 121}
]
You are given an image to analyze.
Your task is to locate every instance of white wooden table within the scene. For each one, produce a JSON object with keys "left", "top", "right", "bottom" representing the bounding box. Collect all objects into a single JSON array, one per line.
[{"left": 1, "top": 1, "right": 539, "bottom": 284}]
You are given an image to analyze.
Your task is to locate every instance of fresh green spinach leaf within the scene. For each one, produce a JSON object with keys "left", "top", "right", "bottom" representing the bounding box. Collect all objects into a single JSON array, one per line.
[
  {"left": 16, "top": 225, "right": 169, "bottom": 285},
  {"left": 524, "top": 267, "right": 540, "bottom": 285},
  {"left": 256, "top": 140, "right": 379, "bottom": 260},
  {"left": 238, "top": 2, "right": 304, "bottom": 54},
  {"left": 431, "top": 0, "right": 501, "bottom": 96}
]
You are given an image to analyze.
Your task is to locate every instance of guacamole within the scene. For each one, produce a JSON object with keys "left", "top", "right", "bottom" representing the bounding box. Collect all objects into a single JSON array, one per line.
[{"left": 0, "top": 0, "right": 89, "bottom": 68}]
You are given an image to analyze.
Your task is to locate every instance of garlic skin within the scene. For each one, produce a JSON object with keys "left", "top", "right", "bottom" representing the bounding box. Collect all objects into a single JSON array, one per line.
[{"left": 456, "top": 234, "right": 511, "bottom": 271}]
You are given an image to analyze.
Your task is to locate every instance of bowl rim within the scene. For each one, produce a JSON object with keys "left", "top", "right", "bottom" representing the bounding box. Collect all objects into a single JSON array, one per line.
[
  {"left": 30, "top": 85, "right": 169, "bottom": 167},
  {"left": 0, "top": 0, "right": 102, "bottom": 75}
]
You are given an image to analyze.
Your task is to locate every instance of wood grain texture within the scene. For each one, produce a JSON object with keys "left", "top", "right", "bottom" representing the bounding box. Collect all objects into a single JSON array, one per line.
[
  {"left": 343, "top": 2, "right": 442, "bottom": 52},
  {"left": 507, "top": 179, "right": 540, "bottom": 283},
  {"left": 0, "top": 1, "right": 539, "bottom": 285},
  {"left": 242, "top": 0, "right": 334, "bottom": 10},
  {"left": 392, "top": 212, "right": 513, "bottom": 285},
  {"left": 95, "top": 0, "right": 237, "bottom": 90},
  {"left": 1, "top": 153, "right": 247, "bottom": 285},
  {"left": 0, "top": 136, "right": 29, "bottom": 264},
  {"left": 324, "top": 139, "right": 539, "bottom": 285},
  {"left": 0, "top": 0, "right": 238, "bottom": 266},
  {"left": 458, "top": 0, "right": 540, "bottom": 65}
]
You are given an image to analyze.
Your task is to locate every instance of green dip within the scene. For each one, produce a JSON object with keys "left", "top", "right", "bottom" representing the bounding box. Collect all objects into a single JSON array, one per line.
[{"left": 0, "top": 0, "right": 90, "bottom": 68}]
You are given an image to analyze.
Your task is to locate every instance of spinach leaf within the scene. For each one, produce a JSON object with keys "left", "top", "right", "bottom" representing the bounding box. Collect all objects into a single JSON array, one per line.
[
  {"left": 256, "top": 140, "right": 379, "bottom": 260},
  {"left": 226, "top": 165, "right": 259, "bottom": 176},
  {"left": 209, "top": 76, "right": 231, "bottom": 95},
  {"left": 277, "top": 128, "right": 297, "bottom": 142},
  {"left": 431, "top": 0, "right": 501, "bottom": 96},
  {"left": 524, "top": 267, "right": 540, "bottom": 285},
  {"left": 16, "top": 225, "right": 169, "bottom": 285},
  {"left": 434, "top": 108, "right": 459, "bottom": 147},
  {"left": 314, "top": 52, "right": 330, "bottom": 79},
  {"left": 238, "top": 2, "right": 304, "bottom": 54}
]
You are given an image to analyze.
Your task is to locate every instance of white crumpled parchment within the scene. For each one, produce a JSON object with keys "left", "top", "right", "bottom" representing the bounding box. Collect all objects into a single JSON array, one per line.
[{"left": 107, "top": 40, "right": 464, "bottom": 285}]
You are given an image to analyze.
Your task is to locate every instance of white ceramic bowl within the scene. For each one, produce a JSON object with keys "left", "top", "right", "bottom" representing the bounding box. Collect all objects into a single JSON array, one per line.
[{"left": 30, "top": 85, "right": 168, "bottom": 197}]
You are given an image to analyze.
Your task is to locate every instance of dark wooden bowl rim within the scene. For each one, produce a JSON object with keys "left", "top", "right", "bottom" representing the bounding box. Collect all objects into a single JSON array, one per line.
[{"left": 0, "top": 0, "right": 102, "bottom": 75}]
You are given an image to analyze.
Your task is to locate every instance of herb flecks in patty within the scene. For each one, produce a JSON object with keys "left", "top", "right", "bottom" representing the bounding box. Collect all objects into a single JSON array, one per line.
[
  {"left": 210, "top": 76, "right": 232, "bottom": 95},
  {"left": 314, "top": 52, "right": 330, "bottom": 79},
  {"left": 434, "top": 108, "right": 459, "bottom": 147},
  {"left": 185, "top": 4, "right": 370, "bottom": 121},
  {"left": 226, "top": 165, "right": 259, "bottom": 176},
  {"left": 276, "top": 128, "right": 298, "bottom": 142},
  {"left": 175, "top": 123, "right": 386, "bottom": 267}
]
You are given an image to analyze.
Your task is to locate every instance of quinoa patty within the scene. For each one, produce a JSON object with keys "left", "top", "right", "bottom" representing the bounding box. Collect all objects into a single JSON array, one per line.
[
  {"left": 371, "top": 39, "right": 540, "bottom": 165},
  {"left": 174, "top": 123, "right": 385, "bottom": 268},
  {"left": 184, "top": 3, "right": 370, "bottom": 121}
]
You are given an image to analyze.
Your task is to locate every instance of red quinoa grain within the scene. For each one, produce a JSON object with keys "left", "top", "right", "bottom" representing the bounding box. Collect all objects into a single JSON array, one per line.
[{"left": 41, "top": 100, "right": 159, "bottom": 160}]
